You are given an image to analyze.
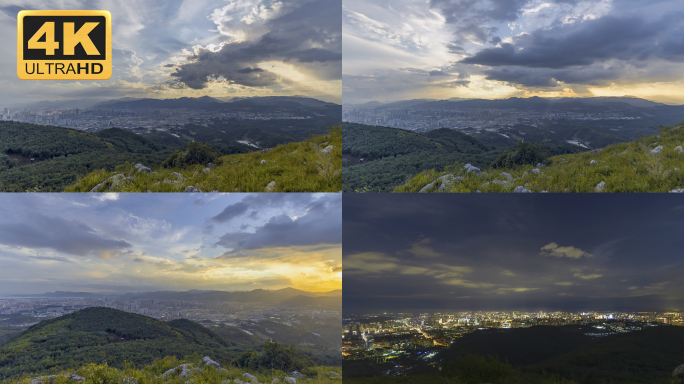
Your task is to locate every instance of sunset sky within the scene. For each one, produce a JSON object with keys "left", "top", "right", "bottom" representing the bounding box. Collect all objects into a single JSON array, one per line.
[
  {"left": 343, "top": 0, "right": 684, "bottom": 104},
  {"left": 0, "top": 193, "right": 341, "bottom": 295},
  {"left": 343, "top": 194, "right": 684, "bottom": 314},
  {"left": 0, "top": 0, "right": 341, "bottom": 106}
]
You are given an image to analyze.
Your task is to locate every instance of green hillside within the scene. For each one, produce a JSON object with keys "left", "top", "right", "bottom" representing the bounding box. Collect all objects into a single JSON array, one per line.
[
  {"left": 397, "top": 122, "right": 684, "bottom": 193},
  {"left": 0, "top": 121, "right": 341, "bottom": 192},
  {"left": 0, "top": 307, "right": 338, "bottom": 383},
  {"left": 342, "top": 123, "right": 582, "bottom": 192},
  {"left": 66, "top": 126, "right": 341, "bottom": 192},
  {"left": 0, "top": 122, "right": 188, "bottom": 191}
]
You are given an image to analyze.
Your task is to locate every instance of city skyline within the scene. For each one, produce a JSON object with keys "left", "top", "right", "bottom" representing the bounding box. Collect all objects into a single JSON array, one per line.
[
  {"left": 343, "top": 194, "right": 684, "bottom": 314},
  {"left": 0, "top": 0, "right": 341, "bottom": 106},
  {"left": 0, "top": 193, "right": 342, "bottom": 295},
  {"left": 343, "top": 0, "right": 684, "bottom": 104}
]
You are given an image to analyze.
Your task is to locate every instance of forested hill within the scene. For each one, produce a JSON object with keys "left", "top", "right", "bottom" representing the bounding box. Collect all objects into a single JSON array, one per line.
[
  {"left": 0, "top": 307, "right": 234, "bottom": 380},
  {"left": 0, "top": 307, "right": 333, "bottom": 382},
  {"left": 0, "top": 121, "right": 342, "bottom": 192},
  {"left": 0, "top": 122, "right": 250, "bottom": 191},
  {"left": 342, "top": 123, "right": 582, "bottom": 192}
]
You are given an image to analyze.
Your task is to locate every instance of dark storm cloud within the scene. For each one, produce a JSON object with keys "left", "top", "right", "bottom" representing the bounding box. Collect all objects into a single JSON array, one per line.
[
  {"left": 343, "top": 194, "right": 684, "bottom": 313},
  {"left": 460, "top": 15, "right": 684, "bottom": 69},
  {"left": 0, "top": 214, "right": 132, "bottom": 257},
  {"left": 214, "top": 194, "right": 341, "bottom": 254},
  {"left": 171, "top": 0, "right": 341, "bottom": 90},
  {"left": 429, "top": 0, "right": 529, "bottom": 23},
  {"left": 482, "top": 62, "right": 631, "bottom": 87},
  {"left": 209, "top": 203, "right": 250, "bottom": 224}
]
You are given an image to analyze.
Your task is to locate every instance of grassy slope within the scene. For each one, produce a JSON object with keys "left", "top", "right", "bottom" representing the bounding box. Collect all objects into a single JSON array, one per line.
[
  {"left": 397, "top": 123, "right": 684, "bottom": 192},
  {"left": 66, "top": 127, "right": 342, "bottom": 192},
  {"left": 342, "top": 124, "right": 502, "bottom": 192},
  {"left": 14, "top": 357, "right": 341, "bottom": 384}
]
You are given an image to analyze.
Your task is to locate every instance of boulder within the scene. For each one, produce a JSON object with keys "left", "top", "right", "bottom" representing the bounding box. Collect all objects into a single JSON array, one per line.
[
  {"left": 651, "top": 145, "right": 664, "bottom": 154},
  {"left": 161, "top": 364, "right": 193, "bottom": 379},
  {"left": 90, "top": 174, "right": 131, "bottom": 192},
  {"left": 203, "top": 356, "right": 220, "bottom": 369},
  {"left": 243, "top": 373, "right": 257, "bottom": 381},
  {"left": 464, "top": 164, "right": 481, "bottom": 174},
  {"left": 590, "top": 160, "right": 597, "bottom": 165},
  {"left": 437, "top": 174, "right": 459, "bottom": 192},
  {"left": 202, "top": 168, "right": 211, "bottom": 173},
  {"left": 595, "top": 181, "right": 606, "bottom": 192},
  {"left": 531, "top": 168, "right": 540, "bottom": 174},
  {"left": 261, "top": 160, "right": 267, "bottom": 164},
  {"left": 185, "top": 186, "right": 202, "bottom": 193},
  {"left": 500, "top": 172, "right": 513, "bottom": 181},
  {"left": 265, "top": 181, "right": 276, "bottom": 192},
  {"left": 135, "top": 163, "right": 151, "bottom": 174},
  {"left": 513, "top": 186, "right": 531, "bottom": 193},
  {"left": 540, "top": 190, "right": 549, "bottom": 193},
  {"left": 675, "top": 146, "right": 683, "bottom": 154},
  {"left": 670, "top": 189, "right": 684, "bottom": 193},
  {"left": 291, "top": 371, "right": 306, "bottom": 379},
  {"left": 673, "top": 364, "right": 684, "bottom": 382},
  {"left": 283, "top": 378, "right": 297, "bottom": 383},
  {"left": 321, "top": 145, "right": 334, "bottom": 154}
]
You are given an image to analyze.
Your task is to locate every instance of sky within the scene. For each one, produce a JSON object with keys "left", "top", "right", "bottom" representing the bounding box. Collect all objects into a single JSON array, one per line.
[
  {"left": 343, "top": 194, "right": 684, "bottom": 314},
  {"left": 0, "top": 0, "right": 341, "bottom": 106},
  {"left": 343, "top": 0, "right": 684, "bottom": 104},
  {"left": 0, "top": 193, "right": 341, "bottom": 295}
]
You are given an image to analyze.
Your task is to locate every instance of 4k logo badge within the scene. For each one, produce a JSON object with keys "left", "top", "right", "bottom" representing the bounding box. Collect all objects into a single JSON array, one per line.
[{"left": 17, "top": 10, "right": 111, "bottom": 80}]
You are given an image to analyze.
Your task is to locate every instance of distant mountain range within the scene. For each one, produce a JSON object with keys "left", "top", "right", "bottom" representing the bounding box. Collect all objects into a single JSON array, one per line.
[
  {"left": 347, "top": 96, "right": 674, "bottom": 109},
  {"left": 16, "top": 95, "right": 339, "bottom": 110},
  {"left": 12, "top": 288, "right": 341, "bottom": 307}
]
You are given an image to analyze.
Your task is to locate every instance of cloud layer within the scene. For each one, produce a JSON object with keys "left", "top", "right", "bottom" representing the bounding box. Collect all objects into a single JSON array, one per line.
[
  {"left": 0, "top": 0, "right": 341, "bottom": 105},
  {"left": 343, "top": 194, "right": 684, "bottom": 313},
  {"left": 342, "top": 0, "right": 684, "bottom": 103},
  {"left": 0, "top": 193, "right": 341, "bottom": 295}
]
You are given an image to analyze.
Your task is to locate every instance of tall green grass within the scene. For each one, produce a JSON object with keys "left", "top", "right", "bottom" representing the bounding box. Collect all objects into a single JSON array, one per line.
[
  {"left": 396, "top": 123, "right": 684, "bottom": 193},
  {"left": 15, "top": 356, "right": 341, "bottom": 384},
  {"left": 66, "top": 127, "right": 341, "bottom": 193}
]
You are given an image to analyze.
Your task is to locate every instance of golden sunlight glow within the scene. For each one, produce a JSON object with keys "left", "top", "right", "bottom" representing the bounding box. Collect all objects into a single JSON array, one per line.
[{"left": 114, "top": 245, "right": 341, "bottom": 292}]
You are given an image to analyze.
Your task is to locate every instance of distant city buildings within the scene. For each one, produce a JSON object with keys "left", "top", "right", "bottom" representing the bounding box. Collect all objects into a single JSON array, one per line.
[
  {"left": 342, "top": 106, "right": 641, "bottom": 137},
  {"left": 0, "top": 296, "right": 338, "bottom": 329},
  {"left": 0, "top": 107, "right": 313, "bottom": 132},
  {"left": 342, "top": 310, "right": 683, "bottom": 363}
]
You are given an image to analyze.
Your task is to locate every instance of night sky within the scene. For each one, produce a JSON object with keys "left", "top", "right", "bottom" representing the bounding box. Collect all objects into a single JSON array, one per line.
[{"left": 343, "top": 194, "right": 684, "bottom": 314}]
